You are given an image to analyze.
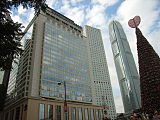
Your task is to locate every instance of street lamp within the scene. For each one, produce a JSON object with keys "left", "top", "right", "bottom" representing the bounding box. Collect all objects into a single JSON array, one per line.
[{"left": 58, "top": 81, "right": 67, "bottom": 120}]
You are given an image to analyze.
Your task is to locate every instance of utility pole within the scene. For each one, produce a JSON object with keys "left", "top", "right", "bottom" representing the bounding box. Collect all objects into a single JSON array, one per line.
[{"left": 58, "top": 81, "right": 68, "bottom": 120}]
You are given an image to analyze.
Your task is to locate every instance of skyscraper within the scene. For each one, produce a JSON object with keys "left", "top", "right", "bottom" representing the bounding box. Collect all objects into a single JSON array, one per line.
[
  {"left": 109, "top": 20, "right": 141, "bottom": 113},
  {"left": 3, "top": 7, "right": 103, "bottom": 120},
  {"left": 84, "top": 26, "right": 116, "bottom": 120}
]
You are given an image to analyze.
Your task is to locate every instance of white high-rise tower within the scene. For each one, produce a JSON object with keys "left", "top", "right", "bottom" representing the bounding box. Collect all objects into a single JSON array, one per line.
[
  {"left": 109, "top": 20, "right": 141, "bottom": 113},
  {"left": 84, "top": 25, "right": 117, "bottom": 120}
]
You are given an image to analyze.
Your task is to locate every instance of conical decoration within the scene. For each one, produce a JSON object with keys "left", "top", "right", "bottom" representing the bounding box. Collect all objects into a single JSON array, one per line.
[{"left": 136, "top": 27, "right": 160, "bottom": 113}]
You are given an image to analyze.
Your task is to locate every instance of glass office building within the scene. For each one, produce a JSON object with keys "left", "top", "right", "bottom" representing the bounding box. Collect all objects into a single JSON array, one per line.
[
  {"left": 109, "top": 20, "right": 141, "bottom": 113},
  {"left": 40, "top": 22, "right": 92, "bottom": 102},
  {"left": 6, "top": 7, "right": 92, "bottom": 103}
]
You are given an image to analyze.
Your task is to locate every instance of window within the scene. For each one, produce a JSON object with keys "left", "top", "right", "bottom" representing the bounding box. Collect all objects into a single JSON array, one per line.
[
  {"left": 78, "top": 108, "right": 83, "bottom": 120},
  {"left": 39, "top": 104, "right": 45, "bottom": 120},
  {"left": 84, "top": 108, "right": 89, "bottom": 120},
  {"left": 56, "top": 105, "right": 61, "bottom": 120},
  {"left": 5, "top": 112, "right": 9, "bottom": 120},
  {"left": 112, "top": 42, "right": 119, "bottom": 56},
  {"left": 110, "top": 29, "right": 116, "bottom": 42},
  {"left": 48, "top": 104, "right": 53, "bottom": 119},
  {"left": 115, "top": 57, "right": 125, "bottom": 80},
  {"left": 96, "top": 109, "right": 99, "bottom": 120},
  {"left": 10, "top": 109, "right": 14, "bottom": 120},
  {"left": 15, "top": 107, "right": 20, "bottom": 120},
  {"left": 67, "top": 106, "right": 69, "bottom": 120},
  {"left": 91, "top": 109, "right": 94, "bottom": 120},
  {"left": 99, "top": 109, "right": 102, "bottom": 120},
  {"left": 72, "top": 107, "right": 76, "bottom": 120}
]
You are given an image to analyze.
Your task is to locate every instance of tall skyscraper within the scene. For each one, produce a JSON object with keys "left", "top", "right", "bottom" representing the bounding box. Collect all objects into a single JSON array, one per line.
[
  {"left": 84, "top": 26, "right": 116, "bottom": 120},
  {"left": 3, "top": 7, "right": 104, "bottom": 120},
  {"left": 109, "top": 20, "right": 141, "bottom": 113}
]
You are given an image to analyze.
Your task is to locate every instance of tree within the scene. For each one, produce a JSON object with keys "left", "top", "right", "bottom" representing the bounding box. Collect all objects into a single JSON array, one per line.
[
  {"left": 0, "top": 0, "right": 46, "bottom": 70},
  {"left": 128, "top": 16, "right": 160, "bottom": 113},
  {"left": 0, "top": 0, "right": 47, "bottom": 111},
  {"left": 136, "top": 27, "right": 160, "bottom": 113}
]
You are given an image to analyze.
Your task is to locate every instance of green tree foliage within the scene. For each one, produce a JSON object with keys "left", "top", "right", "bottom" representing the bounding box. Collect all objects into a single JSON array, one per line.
[{"left": 0, "top": 0, "right": 46, "bottom": 70}]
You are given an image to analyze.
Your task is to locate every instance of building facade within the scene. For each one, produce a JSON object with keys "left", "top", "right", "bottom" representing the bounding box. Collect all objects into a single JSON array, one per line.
[
  {"left": 7, "top": 7, "right": 92, "bottom": 104},
  {"left": 109, "top": 20, "right": 141, "bottom": 113},
  {"left": 2, "top": 7, "right": 103, "bottom": 120},
  {"left": 3, "top": 98, "right": 102, "bottom": 120},
  {"left": 84, "top": 26, "right": 116, "bottom": 120},
  {"left": 1, "top": 7, "right": 121, "bottom": 120}
]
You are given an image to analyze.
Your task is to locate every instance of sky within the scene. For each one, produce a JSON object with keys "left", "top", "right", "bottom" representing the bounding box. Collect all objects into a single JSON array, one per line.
[{"left": 11, "top": 0, "right": 160, "bottom": 113}]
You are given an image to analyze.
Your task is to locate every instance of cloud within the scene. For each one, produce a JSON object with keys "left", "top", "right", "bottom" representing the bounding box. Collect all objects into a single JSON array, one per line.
[
  {"left": 11, "top": 14, "right": 23, "bottom": 23},
  {"left": 28, "top": 9, "right": 34, "bottom": 22},
  {"left": 46, "top": 0, "right": 56, "bottom": 8},
  {"left": 17, "top": 5, "right": 27, "bottom": 14},
  {"left": 11, "top": 6, "right": 35, "bottom": 28},
  {"left": 86, "top": 4, "right": 107, "bottom": 27},
  {"left": 60, "top": 1, "right": 85, "bottom": 25},
  {"left": 148, "top": 29, "right": 160, "bottom": 55},
  {"left": 69, "top": 0, "right": 84, "bottom": 5},
  {"left": 92, "top": 0, "right": 119, "bottom": 6},
  {"left": 116, "top": 0, "right": 160, "bottom": 33}
]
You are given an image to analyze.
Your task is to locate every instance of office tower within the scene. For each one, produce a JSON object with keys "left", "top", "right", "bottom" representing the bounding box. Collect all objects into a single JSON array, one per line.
[
  {"left": 109, "top": 20, "right": 141, "bottom": 113},
  {"left": 135, "top": 27, "right": 160, "bottom": 113},
  {"left": 3, "top": 7, "right": 103, "bottom": 120},
  {"left": 84, "top": 26, "right": 117, "bottom": 120}
]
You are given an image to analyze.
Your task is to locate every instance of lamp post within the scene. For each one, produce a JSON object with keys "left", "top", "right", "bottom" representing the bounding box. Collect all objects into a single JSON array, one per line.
[{"left": 58, "top": 81, "right": 67, "bottom": 120}]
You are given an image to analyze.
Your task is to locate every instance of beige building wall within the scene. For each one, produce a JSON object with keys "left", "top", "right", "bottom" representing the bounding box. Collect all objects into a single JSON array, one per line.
[
  {"left": 3, "top": 97, "right": 103, "bottom": 120},
  {"left": 83, "top": 25, "right": 116, "bottom": 120},
  {"left": 29, "top": 12, "right": 46, "bottom": 97}
]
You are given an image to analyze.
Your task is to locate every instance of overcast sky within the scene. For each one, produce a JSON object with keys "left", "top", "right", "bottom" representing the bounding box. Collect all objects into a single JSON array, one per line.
[{"left": 11, "top": 0, "right": 160, "bottom": 113}]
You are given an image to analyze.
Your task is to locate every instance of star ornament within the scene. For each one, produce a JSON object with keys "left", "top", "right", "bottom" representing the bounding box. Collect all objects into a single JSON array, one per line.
[{"left": 128, "top": 16, "right": 141, "bottom": 28}]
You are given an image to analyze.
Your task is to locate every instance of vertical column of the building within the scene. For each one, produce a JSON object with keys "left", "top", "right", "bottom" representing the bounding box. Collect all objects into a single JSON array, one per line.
[
  {"left": 28, "top": 12, "right": 46, "bottom": 97},
  {"left": 83, "top": 27, "right": 95, "bottom": 105}
]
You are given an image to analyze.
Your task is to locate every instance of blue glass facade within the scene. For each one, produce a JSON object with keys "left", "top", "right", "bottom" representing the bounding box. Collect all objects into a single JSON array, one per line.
[{"left": 40, "top": 22, "right": 92, "bottom": 102}]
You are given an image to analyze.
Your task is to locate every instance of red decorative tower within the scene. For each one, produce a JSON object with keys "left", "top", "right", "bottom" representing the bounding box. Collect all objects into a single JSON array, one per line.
[{"left": 128, "top": 16, "right": 160, "bottom": 113}]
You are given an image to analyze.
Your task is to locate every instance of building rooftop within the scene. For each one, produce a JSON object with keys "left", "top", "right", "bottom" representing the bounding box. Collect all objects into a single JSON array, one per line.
[{"left": 45, "top": 6, "right": 82, "bottom": 29}]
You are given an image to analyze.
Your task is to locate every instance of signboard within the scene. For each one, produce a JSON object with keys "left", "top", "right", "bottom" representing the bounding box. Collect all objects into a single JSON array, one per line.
[{"left": 64, "top": 102, "right": 67, "bottom": 112}]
